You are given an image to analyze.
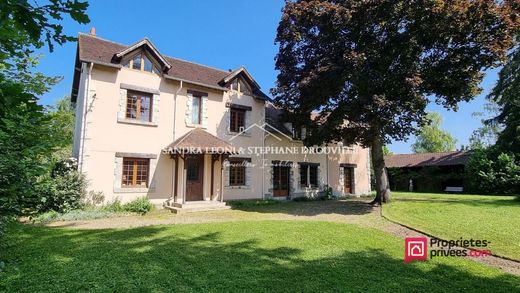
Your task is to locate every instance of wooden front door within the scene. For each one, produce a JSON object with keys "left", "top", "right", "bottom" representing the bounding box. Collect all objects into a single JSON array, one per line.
[
  {"left": 186, "top": 155, "right": 204, "bottom": 201},
  {"left": 273, "top": 165, "right": 290, "bottom": 197},
  {"left": 344, "top": 167, "right": 354, "bottom": 194}
]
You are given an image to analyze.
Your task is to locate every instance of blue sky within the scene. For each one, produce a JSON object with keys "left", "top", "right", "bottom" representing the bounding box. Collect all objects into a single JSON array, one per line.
[{"left": 36, "top": 0, "right": 494, "bottom": 154}]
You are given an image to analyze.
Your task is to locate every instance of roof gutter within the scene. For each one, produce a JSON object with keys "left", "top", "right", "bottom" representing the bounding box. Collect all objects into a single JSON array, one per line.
[
  {"left": 79, "top": 62, "right": 94, "bottom": 173},
  {"left": 80, "top": 58, "right": 122, "bottom": 69},
  {"left": 163, "top": 75, "right": 228, "bottom": 92}
]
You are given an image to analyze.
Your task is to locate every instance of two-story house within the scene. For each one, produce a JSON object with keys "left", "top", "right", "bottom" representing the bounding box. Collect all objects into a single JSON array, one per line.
[{"left": 71, "top": 31, "right": 371, "bottom": 212}]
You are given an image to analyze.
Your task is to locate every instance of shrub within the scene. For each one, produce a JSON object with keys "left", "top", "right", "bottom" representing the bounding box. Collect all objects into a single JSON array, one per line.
[
  {"left": 465, "top": 148, "right": 520, "bottom": 195},
  {"left": 58, "top": 210, "right": 114, "bottom": 221},
  {"left": 83, "top": 190, "right": 105, "bottom": 207},
  {"left": 102, "top": 199, "right": 124, "bottom": 213},
  {"left": 122, "top": 197, "right": 154, "bottom": 214},
  {"left": 34, "top": 209, "right": 115, "bottom": 223},
  {"left": 34, "top": 210, "right": 60, "bottom": 223},
  {"left": 228, "top": 199, "right": 280, "bottom": 207},
  {"left": 36, "top": 158, "right": 87, "bottom": 213}
]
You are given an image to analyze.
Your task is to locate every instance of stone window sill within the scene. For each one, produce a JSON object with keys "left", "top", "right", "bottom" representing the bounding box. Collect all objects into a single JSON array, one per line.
[
  {"left": 114, "top": 187, "right": 152, "bottom": 193},
  {"left": 117, "top": 118, "right": 158, "bottom": 127},
  {"left": 225, "top": 185, "right": 251, "bottom": 190}
]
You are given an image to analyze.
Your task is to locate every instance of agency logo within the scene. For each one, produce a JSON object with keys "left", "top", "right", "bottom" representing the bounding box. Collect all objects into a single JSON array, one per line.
[
  {"left": 228, "top": 122, "right": 293, "bottom": 142},
  {"left": 405, "top": 237, "right": 428, "bottom": 263}
]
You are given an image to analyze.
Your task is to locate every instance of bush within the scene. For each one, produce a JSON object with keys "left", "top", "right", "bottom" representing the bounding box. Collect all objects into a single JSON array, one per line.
[
  {"left": 465, "top": 148, "right": 520, "bottom": 195},
  {"left": 36, "top": 158, "right": 87, "bottom": 213},
  {"left": 228, "top": 199, "right": 280, "bottom": 207},
  {"left": 102, "top": 197, "right": 153, "bottom": 215},
  {"left": 122, "top": 197, "right": 154, "bottom": 214},
  {"left": 83, "top": 190, "right": 105, "bottom": 207},
  {"left": 102, "top": 199, "right": 124, "bottom": 213},
  {"left": 34, "top": 210, "right": 59, "bottom": 223},
  {"left": 34, "top": 209, "right": 114, "bottom": 223}
]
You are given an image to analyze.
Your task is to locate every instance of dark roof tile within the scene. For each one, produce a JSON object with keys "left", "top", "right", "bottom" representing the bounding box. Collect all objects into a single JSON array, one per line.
[{"left": 385, "top": 151, "right": 470, "bottom": 168}]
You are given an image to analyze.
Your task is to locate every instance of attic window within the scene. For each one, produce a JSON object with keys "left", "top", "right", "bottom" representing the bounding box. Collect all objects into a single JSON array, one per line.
[
  {"left": 123, "top": 52, "right": 161, "bottom": 74},
  {"left": 230, "top": 78, "right": 252, "bottom": 96}
]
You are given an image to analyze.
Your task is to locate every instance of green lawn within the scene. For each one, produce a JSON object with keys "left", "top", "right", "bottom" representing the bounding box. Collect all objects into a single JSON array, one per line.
[
  {"left": 384, "top": 192, "right": 520, "bottom": 261},
  {"left": 1, "top": 221, "right": 519, "bottom": 292}
]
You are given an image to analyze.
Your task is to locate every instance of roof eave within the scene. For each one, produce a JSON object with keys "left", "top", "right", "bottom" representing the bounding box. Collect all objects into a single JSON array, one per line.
[{"left": 164, "top": 75, "right": 229, "bottom": 92}]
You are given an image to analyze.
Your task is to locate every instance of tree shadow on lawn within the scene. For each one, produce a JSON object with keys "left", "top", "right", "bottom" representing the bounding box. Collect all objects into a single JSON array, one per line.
[
  {"left": 393, "top": 197, "right": 519, "bottom": 208},
  {"left": 1, "top": 223, "right": 519, "bottom": 292},
  {"left": 229, "top": 200, "right": 376, "bottom": 217}
]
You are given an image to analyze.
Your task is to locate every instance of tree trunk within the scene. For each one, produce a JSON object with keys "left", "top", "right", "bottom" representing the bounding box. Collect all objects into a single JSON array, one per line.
[{"left": 370, "top": 135, "right": 391, "bottom": 205}]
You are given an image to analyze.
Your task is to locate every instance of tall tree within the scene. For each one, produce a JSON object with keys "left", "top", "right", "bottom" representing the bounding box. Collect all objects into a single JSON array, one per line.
[
  {"left": 487, "top": 41, "right": 520, "bottom": 154},
  {"left": 469, "top": 101, "right": 502, "bottom": 149},
  {"left": 412, "top": 112, "right": 457, "bottom": 153},
  {"left": 0, "top": 0, "right": 89, "bottom": 220},
  {"left": 272, "top": 0, "right": 518, "bottom": 204}
]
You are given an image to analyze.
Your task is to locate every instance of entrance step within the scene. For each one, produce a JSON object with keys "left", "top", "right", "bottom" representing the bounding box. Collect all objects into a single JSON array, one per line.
[{"left": 164, "top": 201, "right": 230, "bottom": 214}]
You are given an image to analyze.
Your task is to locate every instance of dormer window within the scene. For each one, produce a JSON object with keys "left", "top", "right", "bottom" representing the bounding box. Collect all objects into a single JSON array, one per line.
[
  {"left": 230, "top": 78, "right": 252, "bottom": 96},
  {"left": 124, "top": 52, "right": 161, "bottom": 74}
]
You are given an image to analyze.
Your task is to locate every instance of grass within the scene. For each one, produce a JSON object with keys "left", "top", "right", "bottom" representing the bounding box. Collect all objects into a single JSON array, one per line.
[
  {"left": 1, "top": 221, "right": 519, "bottom": 292},
  {"left": 384, "top": 192, "right": 520, "bottom": 261}
]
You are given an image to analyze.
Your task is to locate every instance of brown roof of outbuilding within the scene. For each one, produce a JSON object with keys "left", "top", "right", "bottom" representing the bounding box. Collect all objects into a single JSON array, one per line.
[
  {"left": 73, "top": 33, "right": 270, "bottom": 101},
  {"left": 164, "top": 128, "right": 237, "bottom": 154},
  {"left": 384, "top": 151, "right": 470, "bottom": 168}
]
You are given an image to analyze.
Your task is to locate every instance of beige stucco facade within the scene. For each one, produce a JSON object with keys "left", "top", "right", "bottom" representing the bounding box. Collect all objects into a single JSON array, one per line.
[{"left": 72, "top": 36, "right": 371, "bottom": 206}]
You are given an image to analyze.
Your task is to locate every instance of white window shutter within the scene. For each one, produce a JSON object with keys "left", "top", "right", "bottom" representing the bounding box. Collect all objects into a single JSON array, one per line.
[
  {"left": 152, "top": 94, "right": 160, "bottom": 124},
  {"left": 201, "top": 96, "right": 208, "bottom": 128},
  {"left": 244, "top": 110, "right": 251, "bottom": 133},
  {"left": 245, "top": 164, "right": 252, "bottom": 187},
  {"left": 113, "top": 157, "right": 123, "bottom": 190},
  {"left": 149, "top": 158, "right": 157, "bottom": 192},
  {"left": 339, "top": 167, "right": 344, "bottom": 193},
  {"left": 118, "top": 89, "right": 127, "bottom": 120},
  {"left": 224, "top": 162, "right": 230, "bottom": 187},
  {"left": 225, "top": 108, "right": 231, "bottom": 132},
  {"left": 185, "top": 93, "right": 193, "bottom": 126}
]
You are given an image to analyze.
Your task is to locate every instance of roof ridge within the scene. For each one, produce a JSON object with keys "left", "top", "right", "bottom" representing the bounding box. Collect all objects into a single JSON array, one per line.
[
  {"left": 79, "top": 33, "right": 230, "bottom": 74},
  {"left": 173, "top": 129, "right": 196, "bottom": 146},
  {"left": 165, "top": 55, "right": 230, "bottom": 74},
  {"left": 78, "top": 32, "right": 127, "bottom": 48}
]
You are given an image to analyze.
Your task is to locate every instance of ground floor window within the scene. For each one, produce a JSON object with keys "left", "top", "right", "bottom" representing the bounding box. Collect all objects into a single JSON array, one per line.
[
  {"left": 229, "top": 158, "right": 249, "bottom": 186},
  {"left": 122, "top": 158, "right": 150, "bottom": 187},
  {"left": 299, "top": 163, "right": 318, "bottom": 188}
]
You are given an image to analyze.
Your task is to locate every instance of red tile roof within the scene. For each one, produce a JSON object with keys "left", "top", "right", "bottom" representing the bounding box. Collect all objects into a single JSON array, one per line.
[
  {"left": 74, "top": 33, "right": 269, "bottom": 100},
  {"left": 384, "top": 151, "right": 470, "bottom": 168},
  {"left": 164, "top": 128, "right": 237, "bottom": 154}
]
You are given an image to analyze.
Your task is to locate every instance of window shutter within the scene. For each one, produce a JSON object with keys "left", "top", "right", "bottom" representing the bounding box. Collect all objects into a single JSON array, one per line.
[
  {"left": 297, "top": 164, "right": 302, "bottom": 189},
  {"left": 339, "top": 167, "right": 344, "bottom": 193},
  {"left": 152, "top": 94, "right": 160, "bottom": 124},
  {"left": 149, "top": 158, "right": 157, "bottom": 192},
  {"left": 185, "top": 93, "right": 193, "bottom": 126},
  {"left": 224, "top": 161, "right": 230, "bottom": 187},
  {"left": 244, "top": 110, "right": 251, "bottom": 133},
  {"left": 118, "top": 88, "right": 127, "bottom": 120},
  {"left": 317, "top": 165, "right": 321, "bottom": 187},
  {"left": 245, "top": 164, "right": 252, "bottom": 187},
  {"left": 301, "top": 127, "right": 307, "bottom": 140},
  {"left": 113, "top": 157, "right": 123, "bottom": 191},
  {"left": 201, "top": 96, "right": 208, "bottom": 128},
  {"left": 225, "top": 108, "right": 231, "bottom": 132},
  {"left": 353, "top": 167, "right": 357, "bottom": 194}
]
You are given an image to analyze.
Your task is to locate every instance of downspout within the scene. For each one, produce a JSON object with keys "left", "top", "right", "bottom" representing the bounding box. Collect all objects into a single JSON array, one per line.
[
  {"left": 173, "top": 80, "right": 183, "bottom": 141},
  {"left": 79, "top": 62, "right": 93, "bottom": 173},
  {"left": 326, "top": 148, "right": 329, "bottom": 189},
  {"left": 262, "top": 114, "right": 266, "bottom": 200},
  {"left": 171, "top": 80, "right": 183, "bottom": 200}
]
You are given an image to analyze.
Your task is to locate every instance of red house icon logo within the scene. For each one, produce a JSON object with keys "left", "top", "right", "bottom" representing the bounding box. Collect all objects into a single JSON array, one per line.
[{"left": 405, "top": 237, "right": 428, "bottom": 263}]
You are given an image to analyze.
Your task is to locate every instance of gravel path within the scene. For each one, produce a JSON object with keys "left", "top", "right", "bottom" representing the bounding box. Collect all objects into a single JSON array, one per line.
[{"left": 43, "top": 199, "right": 520, "bottom": 276}]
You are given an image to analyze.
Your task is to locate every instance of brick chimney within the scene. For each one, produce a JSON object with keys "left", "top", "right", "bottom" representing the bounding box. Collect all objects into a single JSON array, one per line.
[{"left": 89, "top": 27, "right": 96, "bottom": 36}]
